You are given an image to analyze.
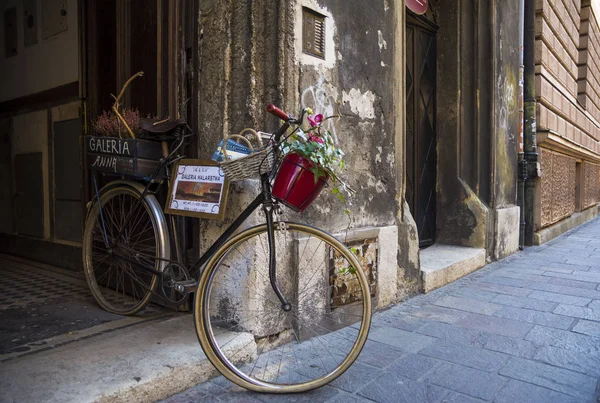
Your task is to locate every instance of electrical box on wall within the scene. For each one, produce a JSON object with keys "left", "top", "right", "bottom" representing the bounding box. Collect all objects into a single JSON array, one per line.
[
  {"left": 24, "top": 0, "right": 38, "bottom": 47},
  {"left": 42, "top": 0, "right": 68, "bottom": 39},
  {"left": 4, "top": 7, "right": 17, "bottom": 57},
  {"left": 302, "top": 7, "right": 325, "bottom": 59}
]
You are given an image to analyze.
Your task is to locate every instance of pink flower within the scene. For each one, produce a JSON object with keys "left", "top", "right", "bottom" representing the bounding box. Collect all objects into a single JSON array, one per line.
[
  {"left": 307, "top": 114, "right": 324, "bottom": 127},
  {"left": 308, "top": 135, "right": 324, "bottom": 144}
]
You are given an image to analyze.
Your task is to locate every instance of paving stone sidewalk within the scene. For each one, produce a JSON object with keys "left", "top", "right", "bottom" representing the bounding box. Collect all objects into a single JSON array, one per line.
[{"left": 162, "top": 219, "right": 600, "bottom": 403}]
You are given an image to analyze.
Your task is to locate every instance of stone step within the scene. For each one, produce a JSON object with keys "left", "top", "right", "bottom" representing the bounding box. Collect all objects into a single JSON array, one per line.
[
  {"left": 420, "top": 244, "right": 487, "bottom": 292},
  {"left": 0, "top": 315, "right": 255, "bottom": 403}
]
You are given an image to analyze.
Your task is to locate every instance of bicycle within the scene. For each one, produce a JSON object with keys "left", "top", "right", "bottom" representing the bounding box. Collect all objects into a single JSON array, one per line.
[{"left": 82, "top": 76, "right": 372, "bottom": 393}]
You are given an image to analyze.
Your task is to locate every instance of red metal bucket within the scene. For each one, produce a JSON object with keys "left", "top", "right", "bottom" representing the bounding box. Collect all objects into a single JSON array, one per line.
[{"left": 272, "top": 153, "right": 327, "bottom": 212}]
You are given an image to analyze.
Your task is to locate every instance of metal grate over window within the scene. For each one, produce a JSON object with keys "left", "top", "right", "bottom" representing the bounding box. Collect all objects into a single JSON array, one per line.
[{"left": 302, "top": 8, "right": 325, "bottom": 59}]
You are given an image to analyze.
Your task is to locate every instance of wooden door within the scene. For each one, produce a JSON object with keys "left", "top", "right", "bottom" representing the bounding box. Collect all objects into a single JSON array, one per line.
[{"left": 406, "top": 15, "right": 437, "bottom": 247}]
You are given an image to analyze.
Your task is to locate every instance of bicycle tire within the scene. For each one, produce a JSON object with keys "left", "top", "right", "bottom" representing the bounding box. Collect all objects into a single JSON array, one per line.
[
  {"left": 83, "top": 185, "right": 166, "bottom": 315},
  {"left": 194, "top": 222, "right": 372, "bottom": 393}
]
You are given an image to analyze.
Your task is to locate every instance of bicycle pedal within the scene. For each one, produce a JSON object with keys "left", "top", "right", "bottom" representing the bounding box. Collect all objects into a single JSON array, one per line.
[{"left": 174, "top": 279, "right": 198, "bottom": 293}]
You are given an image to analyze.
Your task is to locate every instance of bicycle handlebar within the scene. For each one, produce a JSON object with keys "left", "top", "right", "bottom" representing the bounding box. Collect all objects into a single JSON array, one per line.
[{"left": 267, "top": 104, "right": 290, "bottom": 121}]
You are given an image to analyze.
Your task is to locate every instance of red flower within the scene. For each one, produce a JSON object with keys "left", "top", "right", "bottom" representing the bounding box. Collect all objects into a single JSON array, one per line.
[
  {"left": 307, "top": 114, "right": 324, "bottom": 127},
  {"left": 308, "top": 135, "right": 324, "bottom": 144}
]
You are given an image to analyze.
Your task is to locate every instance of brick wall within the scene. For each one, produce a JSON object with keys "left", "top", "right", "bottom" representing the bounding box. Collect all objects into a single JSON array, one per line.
[{"left": 536, "top": 0, "right": 600, "bottom": 228}]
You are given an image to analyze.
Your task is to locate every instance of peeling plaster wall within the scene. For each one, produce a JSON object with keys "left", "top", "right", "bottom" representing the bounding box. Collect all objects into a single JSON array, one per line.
[
  {"left": 293, "top": 0, "right": 406, "bottom": 304},
  {"left": 196, "top": 0, "right": 397, "bottom": 242},
  {"left": 294, "top": 0, "right": 396, "bottom": 232},
  {"left": 195, "top": 0, "right": 406, "bottom": 312}
]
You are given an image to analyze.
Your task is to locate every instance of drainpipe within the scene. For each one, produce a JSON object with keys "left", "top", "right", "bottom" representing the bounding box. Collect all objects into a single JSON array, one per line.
[
  {"left": 517, "top": 0, "right": 526, "bottom": 250},
  {"left": 523, "top": 0, "right": 539, "bottom": 245}
]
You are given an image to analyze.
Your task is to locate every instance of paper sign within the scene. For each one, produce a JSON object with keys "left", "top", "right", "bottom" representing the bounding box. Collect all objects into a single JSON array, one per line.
[{"left": 165, "top": 159, "right": 229, "bottom": 220}]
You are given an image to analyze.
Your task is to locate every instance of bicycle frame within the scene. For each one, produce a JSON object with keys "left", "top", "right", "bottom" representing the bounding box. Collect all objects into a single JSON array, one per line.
[{"left": 90, "top": 121, "right": 292, "bottom": 307}]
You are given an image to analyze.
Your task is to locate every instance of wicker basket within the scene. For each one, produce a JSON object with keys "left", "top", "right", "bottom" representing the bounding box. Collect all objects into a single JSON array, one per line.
[{"left": 219, "top": 128, "right": 275, "bottom": 181}]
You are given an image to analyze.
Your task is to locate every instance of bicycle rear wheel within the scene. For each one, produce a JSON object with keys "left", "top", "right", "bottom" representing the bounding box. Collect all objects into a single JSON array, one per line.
[
  {"left": 83, "top": 186, "right": 165, "bottom": 315},
  {"left": 194, "top": 222, "right": 372, "bottom": 393}
]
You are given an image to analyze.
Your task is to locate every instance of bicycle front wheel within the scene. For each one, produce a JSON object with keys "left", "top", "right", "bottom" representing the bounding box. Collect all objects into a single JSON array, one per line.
[
  {"left": 194, "top": 222, "right": 372, "bottom": 393},
  {"left": 83, "top": 186, "right": 165, "bottom": 315}
]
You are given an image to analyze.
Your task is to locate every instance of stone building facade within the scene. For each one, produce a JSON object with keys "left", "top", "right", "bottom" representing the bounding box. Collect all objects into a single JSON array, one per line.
[
  {"left": 182, "top": 0, "right": 524, "bottom": 302},
  {"left": 534, "top": 0, "right": 600, "bottom": 243},
  {"left": 3, "top": 0, "right": 599, "bottom": 313}
]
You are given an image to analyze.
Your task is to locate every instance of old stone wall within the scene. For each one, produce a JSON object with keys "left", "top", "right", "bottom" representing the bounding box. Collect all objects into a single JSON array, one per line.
[
  {"left": 535, "top": 0, "right": 600, "bottom": 230},
  {"left": 196, "top": 0, "right": 397, "bottom": 232},
  {"left": 436, "top": 0, "right": 520, "bottom": 258}
]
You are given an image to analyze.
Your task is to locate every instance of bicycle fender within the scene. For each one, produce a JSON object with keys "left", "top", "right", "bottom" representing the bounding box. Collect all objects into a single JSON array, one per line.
[{"left": 86, "top": 179, "right": 171, "bottom": 272}]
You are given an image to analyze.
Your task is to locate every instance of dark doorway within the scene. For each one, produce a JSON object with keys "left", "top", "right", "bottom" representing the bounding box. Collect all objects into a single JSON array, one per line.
[
  {"left": 406, "top": 13, "right": 437, "bottom": 248},
  {"left": 85, "top": 0, "right": 162, "bottom": 119}
]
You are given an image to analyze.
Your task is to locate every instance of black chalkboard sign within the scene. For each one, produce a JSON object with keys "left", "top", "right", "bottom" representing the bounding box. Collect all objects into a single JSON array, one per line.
[{"left": 85, "top": 136, "right": 166, "bottom": 179}]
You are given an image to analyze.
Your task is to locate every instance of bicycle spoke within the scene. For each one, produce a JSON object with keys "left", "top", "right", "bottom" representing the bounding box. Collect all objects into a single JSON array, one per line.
[
  {"left": 120, "top": 261, "right": 150, "bottom": 297},
  {"left": 105, "top": 198, "right": 121, "bottom": 238},
  {"left": 231, "top": 241, "right": 272, "bottom": 288},
  {"left": 211, "top": 310, "right": 283, "bottom": 350},
  {"left": 293, "top": 308, "right": 361, "bottom": 347},
  {"left": 84, "top": 187, "right": 160, "bottom": 315},
  {"left": 95, "top": 265, "right": 111, "bottom": 287},
  {"left": 275, "top": 336, "right": 289, "bottom": 383},
  {"left": 288, "top": 309, "right": 347, "bottom": 372},
  {"left": 296, "top": 240, "right": 327, "bottom": 298},
  {"left": 119, "top": 194, "right": 126, "bottom": 233},
  {"left": 197, "top": 224, "right": 370, "bottom": 391},
  {"left": 300, "top": 306, "right": 365, "bottom": 318},
  {"left": 127, "top": 199, "right": 146, "bottom": 238},
  {"left": 130, "top": 220, "right": 153, "bottom": 246},
  {"left": 210, "top": 279, "right": 283, "bottom": 312}
]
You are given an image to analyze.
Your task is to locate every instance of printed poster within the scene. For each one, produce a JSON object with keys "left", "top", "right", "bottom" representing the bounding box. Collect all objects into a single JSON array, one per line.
[{"left": 165, "top": 160, "right": 229, "bottom": 220}]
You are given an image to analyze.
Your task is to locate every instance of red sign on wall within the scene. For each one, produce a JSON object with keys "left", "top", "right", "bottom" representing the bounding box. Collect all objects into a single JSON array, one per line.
[{"left": 406, "top": 0, "right": 428, "bottom": 15}]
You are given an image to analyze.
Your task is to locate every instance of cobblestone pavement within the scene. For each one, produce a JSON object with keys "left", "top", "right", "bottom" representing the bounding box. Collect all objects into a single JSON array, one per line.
[{"left": 162, "top": 219, "right": 600, "bottom": 403}]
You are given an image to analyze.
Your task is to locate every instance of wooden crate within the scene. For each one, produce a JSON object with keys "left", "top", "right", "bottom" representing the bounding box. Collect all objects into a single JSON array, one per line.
[{"left": 85, "top": 136, "right": 167, "bottom": 179}]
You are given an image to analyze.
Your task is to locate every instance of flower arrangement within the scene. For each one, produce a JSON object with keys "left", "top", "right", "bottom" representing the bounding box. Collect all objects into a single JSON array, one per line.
[
  {"left": 279, "top": 108, "right": 353, "bottom": 213},
  {"left": 92, "top": 108, "right": 143, "bottom": 137}
]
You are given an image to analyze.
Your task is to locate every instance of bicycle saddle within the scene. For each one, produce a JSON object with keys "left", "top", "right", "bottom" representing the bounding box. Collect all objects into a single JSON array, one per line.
[{"left": 140, "top": 117, "right": 187, "bottom": 134}]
